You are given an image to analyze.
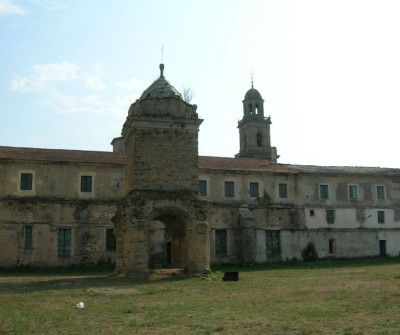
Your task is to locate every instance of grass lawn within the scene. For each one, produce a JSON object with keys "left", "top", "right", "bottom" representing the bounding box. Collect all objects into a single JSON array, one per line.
[{"left": 1, "top": 259, "right": 400, "bottom": 335}]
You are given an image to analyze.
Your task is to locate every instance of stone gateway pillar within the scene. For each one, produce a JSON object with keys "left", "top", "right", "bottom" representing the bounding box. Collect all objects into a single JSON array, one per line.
[{"left": 112, "top": 64, "right": 210, "bottom": 278}]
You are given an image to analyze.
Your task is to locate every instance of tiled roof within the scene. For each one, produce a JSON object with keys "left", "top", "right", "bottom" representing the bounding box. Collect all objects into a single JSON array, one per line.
[
  {"left": 199, "top": 156, "right": 295, "bottom": 173},
  {"left": 287, "top": 164, "right": 400, "bottom": 176},
  {"left": 0, "top": 146, "right": 125, "bottom": 165},
  {"left": 2, "top": 146, "right": 398, "bottom": 175}
]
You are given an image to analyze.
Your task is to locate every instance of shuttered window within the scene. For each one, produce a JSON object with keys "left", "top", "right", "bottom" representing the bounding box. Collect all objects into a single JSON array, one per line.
[
  {"left": 81, "top": 176, "right": 92, "bottom": 193},
  {"left": 249, "top": 182, "right": 259, "bottom": 197},
  {"left": 24, "top": 226, "right": 33, "bottom": 248},
  {"left": 224, "top": 182, "right": 234, "bottom": 197},
  {"left": 215, "top": 230, "right": 227, "bottom": 256},
  {"left": 266, "top": 230, "right": 280, "bottom": 256},
  {"left": 58, "top": 229, "right": 71, "bottom": 256},
  {"left": 199, "top": 180, "right": 207, "bottom": 196},
  {"left": 20, "top": 173, "right": 33, "bottom": 190}
]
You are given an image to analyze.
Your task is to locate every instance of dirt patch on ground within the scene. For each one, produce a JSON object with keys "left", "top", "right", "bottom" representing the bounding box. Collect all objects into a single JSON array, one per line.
[{"left": 91, "top": 288, "right": 143, "bottom": 295}]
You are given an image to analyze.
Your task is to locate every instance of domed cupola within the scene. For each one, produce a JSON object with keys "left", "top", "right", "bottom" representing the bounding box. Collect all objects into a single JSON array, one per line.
[
  {"left": 236, "top": 80, "right": 279, "bottom": 163},
  {"left": 243, "top": 82, "right": 264, "bottom": 118},
  {"left": 140, "top": 64, "right": 183, "bottom": 100},
  {"left": 127, "top": 64, "right": 198, "bottom": 119}
]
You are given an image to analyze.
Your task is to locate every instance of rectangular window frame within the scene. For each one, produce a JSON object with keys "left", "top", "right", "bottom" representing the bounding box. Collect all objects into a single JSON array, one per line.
[
  {"left": 199, "top": 180, "right": 207, "bottom": 196},
  {"left": 278, "top": 183, "right": 287, "bottom": 199},
  {"left": 266, "top": 230, "right": 280, "bottom": 256},
  {"left": 106, "top": 228, "right": 116, "bottom": 251},
  {"left": 224, "top": 181, "right": 234, "bottom": 198},
  {"left": 249, "top": 182, "right": 259, "bottom": 198},
  {"left": 58, "top": 228, "right": 71, "bottom": 257},
  {"left": 319, "top": 184, "right": 329, "bottom": 200},
  {"left": 215, "top": 229, "right": 228, "bottom": 256},
  {"left": 24, "top": 226, "right": 33, "bottom": 249},
  {"left": 376, "top": 185, "right": 385, "bottom": 200},
  {"left": 80, "top": 175, "right": 93, "bottom": 193},
  {"left": 378, "top": 211, "right": 385, "bottom": 224},
  {"left": 20, "top": 173, "right": 33, "bottom": 191},
  {"left": 348, "top": 185, "right": 358, "bottom": 200},
  {"left": 326, "top": 209, "right": 335, "bottom": 224}
]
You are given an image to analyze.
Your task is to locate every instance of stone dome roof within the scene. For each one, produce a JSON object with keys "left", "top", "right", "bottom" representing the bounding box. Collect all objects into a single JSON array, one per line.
[
  {"left": 140, "top": 64, "right": 182, "bottom": 100},
  {"left": 244, "top": 88, "right": 262, "bottom": 100}
]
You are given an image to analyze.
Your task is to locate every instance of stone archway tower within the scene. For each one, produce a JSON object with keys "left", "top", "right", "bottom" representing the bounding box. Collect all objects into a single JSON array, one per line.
[
  {"left": 236, "top": 81, "right": 279, "bottom": 162},
  {"left": 112, "top": 64, "right": 210, "bottom": 278}
]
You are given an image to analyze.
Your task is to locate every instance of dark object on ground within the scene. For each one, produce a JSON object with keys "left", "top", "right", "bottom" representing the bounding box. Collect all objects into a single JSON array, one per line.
[{"left": 223, "top": 271, "right": 239, "bottom": 281}]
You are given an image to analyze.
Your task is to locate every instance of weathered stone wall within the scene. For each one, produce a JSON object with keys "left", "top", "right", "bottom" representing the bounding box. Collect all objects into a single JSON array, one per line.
[
  {"left": 0, "top": 161, "right": 124, "bottom": 199},
  {"left": 0, "top": 199, "right": 117, "bottom": 268},
  {"left": 127, "top": 123, "right": 200, "bottom": 192}
]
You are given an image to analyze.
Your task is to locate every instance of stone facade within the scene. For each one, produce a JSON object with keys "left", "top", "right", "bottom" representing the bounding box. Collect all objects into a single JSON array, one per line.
[{"left": 1, "top": 64, "right": 400, "bottom": 274}]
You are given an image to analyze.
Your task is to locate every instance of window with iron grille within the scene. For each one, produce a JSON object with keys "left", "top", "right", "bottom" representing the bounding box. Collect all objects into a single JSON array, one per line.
[
  {"left": 326, "top": 209, "right": 335, "bottom": 224},
  {"left": 20, "top": 173, "right": 33, "bottom": 190},
  {"left": 106, "top": 229, "right": 116, "bottom": 251},
  {"left": 249, "top": 182, "right": 259, "bottom": 197},
  {"left": 278, "top": 183, "right": 287, "bottom": 198},
  {"left": 377, "top": 186, "right": 385, "bottom": 200},
  {"left": 378, "top": 211, "right": 385, "bottom": 224},
  {"left": 266, "top": 230, "right": 280, "bottom": 256},
  {"left": 81, "top": 176, "right": 92, "bottom": 193},
  {"left": 319, "top": 184, "right": 329, "bottom": 200},
  {"left": 24, "top": 226, "right": 33, "bottom": 248},
  {"left": 199, "top": 180, "right": 207, "bottom": 196},
  {"left": 58, "top": 229, "right": 71, "bottom": 257},
  {"left": 215, "top": 229, "right": 227, "bottom": 256},
  {"left": 348, "top": 185, "right": 358, "bottom": 200},
  {"left": 224, "top": 181, "right": 234, "bottom": 197}
]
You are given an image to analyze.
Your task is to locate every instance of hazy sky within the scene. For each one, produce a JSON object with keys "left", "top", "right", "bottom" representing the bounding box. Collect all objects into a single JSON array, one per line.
[{"left": 1, "top": 0, "right": 400, "bottom": 168}]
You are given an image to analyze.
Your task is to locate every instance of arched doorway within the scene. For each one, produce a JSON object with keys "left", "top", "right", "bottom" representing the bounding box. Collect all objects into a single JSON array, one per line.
[{"left": 149, "top": 213, "right": 186, "bottom": 269}]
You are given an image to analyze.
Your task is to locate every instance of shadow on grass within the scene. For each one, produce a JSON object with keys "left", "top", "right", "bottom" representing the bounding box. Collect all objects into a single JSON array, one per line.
[
  {"left": 0, "top": 258, "right": 399, "bottom": 295},
  {"left": 211, "top": 257, "right": 400, "bottom": 273},
  {"left": 0, "top": 267, "right": 193, "bottom": 295}
]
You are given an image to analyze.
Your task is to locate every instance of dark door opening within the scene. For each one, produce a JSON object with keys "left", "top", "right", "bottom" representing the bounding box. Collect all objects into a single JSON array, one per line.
[{"left": 379, "top": 240, "right": 386, "bottom": 257}]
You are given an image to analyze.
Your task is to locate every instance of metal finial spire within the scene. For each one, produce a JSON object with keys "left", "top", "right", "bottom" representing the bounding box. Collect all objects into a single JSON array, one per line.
[
  {"left": 159, "top": 45, "right": 165, "bottom": 77},
  {"left": 160, "top": 63, "right": 164, "bottom": 77},
  {"left": 251, "top": 71, "right": 254, "bottom": 89}
]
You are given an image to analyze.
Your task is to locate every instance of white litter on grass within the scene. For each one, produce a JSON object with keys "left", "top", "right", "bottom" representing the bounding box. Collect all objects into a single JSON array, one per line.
[{"left": 76, "top": 302, "right": 84, "bottom": 309}]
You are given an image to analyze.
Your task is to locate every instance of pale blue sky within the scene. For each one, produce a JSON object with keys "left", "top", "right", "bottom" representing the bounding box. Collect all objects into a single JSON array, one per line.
[{"left": 1, "top": 0, "right": 400, "bottom": 167}]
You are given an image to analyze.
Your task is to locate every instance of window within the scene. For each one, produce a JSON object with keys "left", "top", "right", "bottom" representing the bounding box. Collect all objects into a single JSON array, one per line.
[
  {"left": 377, "top": 186, "right": 385, "bottom": 200},
  {"left": 348, "top": 185, "right": 358, "bottom": 200},
  {"left": 81, "top": 176, "right": 92, "bottom": 193},
  {"left": 329, "top": 239, "right": 337, "bottom": 254},
  {"left": 319, "top": 184, "right": 329, "bottom": 200},
  {"left": 278, "top": 183, "right": 287, "bottom": 198},
  {"left": 24, "top": 226, "right": 33, "bottom": 248},
  {"left": 199, "top": 180, "right": 207, "bottom": 196},
  {"left": 106, "top": 229, "right": 116, "bottom": 251},
  {"left": 58, "top": 229, "right": 71, "bottom": 256},
  {"left": 224, "top": 181, "right": 234, "bottom": 197},
  {"left": 215, "top": 229, "right": 227, "bottom": 256},
  {"left": 326, "top": 209, "right": 335, "bottom": 224},
  {"left": 249, "top": 182, "right": 259, "bottom": 197},
  {"left": 378, "top": 211, "right": 385, "bottom": 224},
  {"left": 309, "top": 209, "right": 315, "bottom": 216},
  {"left": 266, "top": 230, "right": 280, "bottom": 256},
  {"left": 20, "top": 173, "right": 33, "bottom": 190},
  {"left": 256, "top": 133, "right": 262, "bottom": 147}
]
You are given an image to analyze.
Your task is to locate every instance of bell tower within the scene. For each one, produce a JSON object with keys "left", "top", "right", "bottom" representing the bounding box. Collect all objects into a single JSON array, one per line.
[{"left": 235, "top": 81, "right": 279, "bottom": 163}]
